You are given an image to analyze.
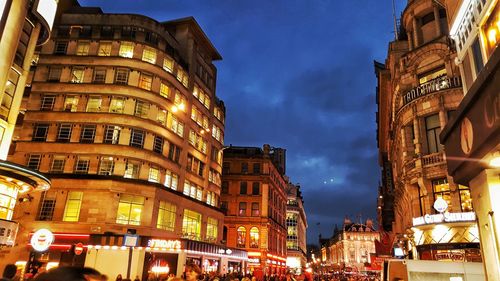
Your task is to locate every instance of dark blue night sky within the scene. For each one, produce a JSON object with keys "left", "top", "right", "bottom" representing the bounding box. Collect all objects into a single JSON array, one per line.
[{"left": 79, "top": 0, "right": 405, "bottom": 244}]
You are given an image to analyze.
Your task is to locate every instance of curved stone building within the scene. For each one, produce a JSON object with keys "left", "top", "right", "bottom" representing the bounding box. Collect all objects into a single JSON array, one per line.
[
  {"left": 375, "top": 0, "right": 480, "bottom": 262},
  {"left": 5, "top": 2, "right": 246, "bottom": 279}
]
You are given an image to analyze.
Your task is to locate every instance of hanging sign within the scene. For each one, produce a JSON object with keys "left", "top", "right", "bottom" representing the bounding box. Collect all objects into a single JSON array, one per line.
[{"left": 31, "top": 229, "right": 54, "bottom": 252}]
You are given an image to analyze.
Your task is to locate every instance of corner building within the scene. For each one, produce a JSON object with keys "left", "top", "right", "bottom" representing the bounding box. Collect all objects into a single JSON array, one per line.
[
  {"left": 6, "top": 2, "right": 247, "bottom": 279},
  {"left": 221, "top": 145, "right": 288, "bottom": 275},
  {"left": 375, "top": 0, "right": 481, "bottom": 262},
  {"left": 285, "top": 182, "right": 307, "bottom": 272}
]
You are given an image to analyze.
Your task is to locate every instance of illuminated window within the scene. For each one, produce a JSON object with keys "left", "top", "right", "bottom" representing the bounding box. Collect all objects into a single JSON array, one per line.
[
  {"left": 212, "top": 125, "right": 223, "bottom": 143},
  {"left": 214, "top": 107, "right": 224, "bottom": 123},
  {"left": 481, "top": 4, "right": 499, "bottom": 58},
  {"left": 71, "top": 67, "right": 85, "bottom": 83},
  {"left": 76, "top": 41, "right": 90, "bottom": 56},
  {"left": 157, "top": 201, "right": 176, "bottom": 231},
  {"left": 134, "top": 100, "right": 149, "bottom": 118},
  {"left": 208, "top": 168, "right": 221, "bottom": 186},
  {"left": 57, "top": 124, "right": 72, "bottom": 142},
  {"left": 459, "top": 185, "right": 473, "bottom": 212},
  {"left": 425, "top": 114, "right": 442, "bottom": 154},
  {"left": 142, "top": 46, "right": 157, "bottom": 64},
  {"left": 138, "top": 73, "right": 152, "bottom": 90},
  {"left": 64, "top": 95, "right": 79, "bottom": 112},
  {"left": 176, "top": 68, "right": 189, "bottom": 87},
  {"left": 86, "top": 96, "right": 102, "bottom": 112},
  {"left": 62, "top": 191, "right": 83, "bottom": 222},
  {"left": 237, "top": 226, "right": 246, "bottom": 247},
  {"left": 182, "top": 209, "right": 201, "bottom": 240},
  {"left": 98, "top": 156, "right": 114, "bottom": 175},
  {"left": 163, "top": 57, "right": 174, "bottom": 73},
  {"left": 109, "top": 97, "right": 125, "bottom": 113},
  {"left": 98, "top": 41, "right": 112, "bottom": 56},
  {"left": 114, "top": 68, "right": 129, "bottom": 84},
  {"left": 157, "top": 110, "right": 167, "bottom": 126},
  {"left": 418, "top": 66, "right": 446, "bottom": 84},
  {"left": 116, "top": 194, "right": 144, "bottom": 225},
  {"left": 160, "top": 82, "right": 171, "bottom": 99},
  {"left": 164, "top": 169, "right": 178, "bottom": 190},
  {"left": 0, "top": 183, "right": 19, "bottom": 220},
  {"left": 173, "top": 92, "right": 186, "bottom": 111},
  {"left": 40, "top": 95, "right": 56, "bottom": 111},
  {"left": 193, "top": 85, "right": 211, "bottom": 109},
  {"left": 0, "top": 69, "right": 19, "bottom": 118},
  {"left": 119, "top": 41, "right": 134, "bottom": 58},
  {"left": 104, "top": 125, "right": 121, "bottom": 144},
  {"left": 238, "top": 202, "right": 247, "bottom": 216},
  {"left": 26, "top": 154, "right": 41, "bottom": 170},
  {"left": 130, "top": 129, "right": 145, "bottom": 148},
  {"left": 183, "top": 181, "right": 202, "bottom": 201},
  {"left": 188, "top": 130, "right": 207, "bottom": 154},
  {"left": 250, "top": 227, "right": 259, "bottom": 248},
  {"left": 211, "top": 147, "right": 222, "bottom": 165},
  {"left": 124, "top": 160, "right": 140, "bottom": 179},
  {"left": 251, "top": 202, "right": 259, "bottom": 216},
  {"left": 148, "top": 166, "right": 160, "bottom": 183},
  {"left": 50, "top": 155, "right": 66, "bottom": 173},
  {"left": 74, "top": 157, "right": 90, "bottom": 174},
  {"left": 206, "top": 217, "right": 218, "bottom": 241},
  {"left": 433, "top": 178, "right": 451, "bottom": 212}
]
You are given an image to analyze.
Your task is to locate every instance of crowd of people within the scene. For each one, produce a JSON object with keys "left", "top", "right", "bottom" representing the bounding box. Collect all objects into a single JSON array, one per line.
[{"left": 0, "top": 263, "right": 379, "bottom": 281}]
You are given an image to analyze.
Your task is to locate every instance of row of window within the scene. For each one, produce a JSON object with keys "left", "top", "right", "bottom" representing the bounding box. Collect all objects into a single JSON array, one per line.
[
  {"left": 39, "top": 191, "right": 218, "bottom": 241},
  {"left": 221, "top": 181, "right": 261, "bottom": 195},
  {"left": 418, "top": 178, "right": 473, "bottom": 215},
  {"left": 236, "top": 226, "right": 260, "bottom": 248},
  {"left": 222, "top": 162, "right": 261, "bottom": 175},
  {"left": 27, "top": 153, "right": 219, "bottom": 207}
]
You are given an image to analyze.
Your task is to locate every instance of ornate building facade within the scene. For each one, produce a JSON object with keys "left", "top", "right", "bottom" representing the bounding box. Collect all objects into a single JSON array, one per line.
[
  {"left": 285, "top": 181, "right": 307, "bottom": 272},
  {"left": 441, "top": 0, "right": 499, "bottom": 279},
  {"left": 221, "top": 145, "right": 288, "bottom": 274},
  {"left": 5, "top": 1, "right": 247, "bottom": 279},
  {"left": 375, "top": 0, "right": 481, "bottom": 262}
]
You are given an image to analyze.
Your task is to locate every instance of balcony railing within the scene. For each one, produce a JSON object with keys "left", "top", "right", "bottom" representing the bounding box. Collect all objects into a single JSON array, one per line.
[
  {"left": 422, "top": 152, "right": 445, "bottom": 167},
  {"left": 402, "top": 76, "right": 462, "bottom": 106}
]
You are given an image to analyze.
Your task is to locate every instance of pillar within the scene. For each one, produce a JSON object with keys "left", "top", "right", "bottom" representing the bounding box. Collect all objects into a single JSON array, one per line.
[{"left": 433, "top": 6, "right": 441, "bottom": 38}]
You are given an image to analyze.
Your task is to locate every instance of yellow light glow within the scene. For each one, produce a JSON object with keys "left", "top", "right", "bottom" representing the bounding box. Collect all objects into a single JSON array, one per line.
[
  {"left": 489, "top": 155, "right": 500, "bottom": 167},
  {"left": 46, "top": 262, "right": 59, "bottom": 270},
  {"left": 178, "top": 103, "right": 186, "bottom": 111},
  {"left": 172, "top": 106, "right": 178, "bottom": 113},
  {"left": 488, "top": 28, "right": 498, "bottom": 44}
]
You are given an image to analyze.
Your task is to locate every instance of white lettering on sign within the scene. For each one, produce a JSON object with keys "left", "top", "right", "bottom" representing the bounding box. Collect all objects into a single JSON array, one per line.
[
  {"left": 413, "top": 212, "right": 476, "bottom": 226},
  {"left": 147, "top": 239, "right": 181, "bottom": 249}
]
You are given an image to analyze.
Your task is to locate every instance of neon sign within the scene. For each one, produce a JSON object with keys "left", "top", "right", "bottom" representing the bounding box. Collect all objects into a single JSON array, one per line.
[
  {"left": 147, "top": 239, "right": 181, "bottom": 249},
  {"left": 412, "top": 212, "right": 476, "bottom": 226},
  {"left": 31, "top": 229, "right": 54, "bottom": 252}
]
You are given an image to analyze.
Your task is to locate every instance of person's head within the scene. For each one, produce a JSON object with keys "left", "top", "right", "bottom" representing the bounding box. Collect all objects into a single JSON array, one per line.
[
  {"left": 2, "top": 264, "right": 17, "bottom": 279},
  {"left": 34, "top": 267, "right": 102, "bottom": 281},
  {"left": 185, "top": 263, "right": 201, "bottom": 281}
]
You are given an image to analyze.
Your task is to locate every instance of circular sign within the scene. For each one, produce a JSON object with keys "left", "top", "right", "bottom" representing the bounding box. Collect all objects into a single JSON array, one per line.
[
  {"left": 74, "top": 242, "right": 84, "bottom": 255},
  {"left": 460, "top": 117, "right": 473, "bottom": 155},
  {"left": 225, "top": 249, "right": 232, "bottom": 255},
  {"left": 31, "top": 229, "right": 54, "bottom": 252},
  {"left": 433, "top": 197, "right": 448, "bottom": 213}
]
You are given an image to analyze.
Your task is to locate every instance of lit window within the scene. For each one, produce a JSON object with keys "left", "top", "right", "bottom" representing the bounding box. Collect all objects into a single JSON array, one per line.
[
  {"left": 164, "top": 169, "right": 179, "bottom": 190},
  {"left": 124, "top": 160, "right": 140, "bottom": 179},
  {"left": 160, "top": 82, "right": 171, "bottom": 99},
  {"left": 459, "top": 185, "right": 473, "bottom": 212},
  {"left": 157, "top": 201, "right": 176, "bottom": 231},
  {"left": 183, "top": 181, "right": 202, "bottom": 201},
  {"left": 142, "top": 46, "right": 157, "bottom": 64},
  {"left": 116, "top": 194, "right": 144, "bottom": 225},
  {"left": 157, "top": 110, "right": 167, "bottom": 126},
  {"left": 206, "top": 217, "right": 218, "bottom": 242},
  {"left": 119, "top": 41, "right": 134, "bottom": 58},
  {"left": 433, "top": 179, "right": 451, "bottom": 212},
  {"left": 237, "top": 226, "right": 246, "bottom": 247},
  {"left": 182, "top": 209, "right": 201, "bottom": 240},
  {"left": 71, "top": 67, "right": 85, "bottom": 83},
  {"left": 0, "top": 184, "right": 19, "bottom": 220},
  {"left": 98, "top": 41, "right": 112, "bottom": 56},
  {"left": 109, "top": 97, "right": 125, "bottom": 113},
  {"left": 86, "top": 96, "right": 102, "bottom": 112},
  {"left": 250, "top": 227, "right": 259, "bottom": 248},
  {"left": 98, "top": 156, "right": 114, "bottom": 175},
  {"left": 138, "top": 73, "right": 152, "bottom": 90},
  {"left": 64, "top": 95, "right": 79, "bottom": 112},
  {"left": 163, "top": 57, "right": 174, "bottom": 73},
  {"left": 176, "top": 68, "right": 189, "bottom": 87},
  {"left": 62, "top": 191, "right": 83, "bottom": 222},
  {"left": 148, "top": 166, "right": 160, "bottom": 183},
  {"left": 104, "top": 125, "right": 121, "bottom": 144},
  {"left": 76, "top": 41, "right": 90, "bottom": 56}
]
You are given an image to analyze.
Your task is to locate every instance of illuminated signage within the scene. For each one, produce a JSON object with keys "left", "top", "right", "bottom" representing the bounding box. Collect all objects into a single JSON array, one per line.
[
  {"left": 248, "top": 258, "right": 260, "bottom": 264},
  {"left": 31, "top": 229, "right": 54, "bottom": 252},
  {"left": 147, "top": 239, "right": 181, "bottom": 249},
  {"left": 123, "top": 235, "right": 138, "bottom": 247},
  {"left": 0, "top": 220, "right": 18, "bottom": 246},
  {"left": 403, "top": 76, "right": 462, "bottom": 106},
  {"left": 433, "top": 198, "right": 448, "bottom": 213},
  {"left": 412, "top": 212, "right": 476, "bottom": 226}
]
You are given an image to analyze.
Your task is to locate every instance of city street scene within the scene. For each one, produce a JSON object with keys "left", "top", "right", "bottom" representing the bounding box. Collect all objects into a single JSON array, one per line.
[{"left": 0, "top": 0, "right": 498, "bottom": 280}]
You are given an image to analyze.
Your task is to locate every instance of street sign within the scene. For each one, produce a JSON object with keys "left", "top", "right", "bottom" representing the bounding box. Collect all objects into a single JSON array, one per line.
[{"left": 74, "top": 242, "right": 84, "bottom": 255}]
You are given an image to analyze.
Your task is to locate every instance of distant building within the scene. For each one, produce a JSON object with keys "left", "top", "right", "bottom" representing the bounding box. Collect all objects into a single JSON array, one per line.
[
  {"left": 285, "top": 181, "right": 307, "bottom": 272},
  {"left": 375, "top": 0, "right": 481, "bottom": 263},
  {"left": 221, "top": 145, "right": 288, "bottom": 274},
  {"left": 441, "top": 0, "right": 499, "bottom": 279}
]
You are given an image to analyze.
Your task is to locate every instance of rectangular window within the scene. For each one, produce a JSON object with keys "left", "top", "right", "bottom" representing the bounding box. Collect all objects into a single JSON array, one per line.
[
  {"left": 98, "top": 41, "right": 112, "bottom": 56},
  {"left": 193, "top": 85, "right": 211, "bottom": 109},
  {"left": 212, "top": 125, "right": 223, "bottom": 143},
  {"left": 119, "top": 41, "right": 134, "bottom": 58},
  {"left": 164, "top": 170, "right": 179, "bottom": 190},
  {"left": 221, "top": 181, "right": 229, "bottom": 194},
  {"left": 114, "top": 68, "right": 129, "bottom": 84},
  {"left": 163, "top": 57, "right": 174, "bottom": 73},
  {"left": 50, "top": 156, "right": 66, "bottom": 173},
  {"left": 134, "top": 100, "right": 149, "bottom": 118},
  {"left": 148, "top": 166, "right": 160, "bottom": 183},
  {"left": 252, "top": 182, "right": 260, "bottom": 195},
  {"left": 253, "top": 163, "right": 261, "bottom": 174},
  {"left": 33, "top": 124, "right": 49, "bottom": 141},
  {"left": 98, "top": 156, "right": 114, "bottom": 175},
  {"left": 138, "top": 73, "right": 152, "bottom": 90},
  {"left": 211, "top": 147, "right": 222, "bottom": 165},
  {"left": 183, "top": 181, "right": 202, "bottom": 201},
  {"left": 57, "top": 124, "right": 72, "bottom": 142},
  {"left": 93, "top": 68, "right": 107, "bottom": 83},
  {"left": 100, "top": 26, "right": 114, "bottom": 38},
  {"left": 64, "top": 95, "right": 79, "bottom": 112},
  {"left": 121, "top": 26, "right": 136, "bottom": 39},
  {"left": 36, "top": 192, "right": 56, "bottom": 221},
  {"left": 54, "top": 41, "right": 68, "bottom": 55},
  {"left": 167, "top": 113, "right": 184, "bottom": 137},
  {"left": 208, "top": 168, "right": 221, "bottom": 186},
  {"left": 76, "top": 41, "right": 90, "bottom": 56},
  {"left": 459, "top": 185, "right": 473, "bottom": 212},
  {"left": 124, "top": 160, "right": 140, "bottom": 179},
  {"left": 130, "top": 129, "right": 145, "bottom": 148},
  {"left": 80, "top": 124, "right": 96, "bottom": 143},
  {"left": 251, "top": 202, "right": 260, "bottom": 216},
  {"left": 157, "top": 110, "right": 167, "bottom": 126},
  {"left": 86, "top": 96, "right": 102, "bottom": 112},
  {"left": 176, "top": 68, "right": 189, "bottom": 87},
  {"left": 240, "top": 182, "right": 247, "bottom": 194},
  {"left": 157, "top": 201, "right": 176, "bottom": 231},
  {"left": 104, "top": 125, "right": 121, "bottom": 144},
  {"left": 142, "top": 46, "right": 157, "bottom": 64},
  {"left": 27, "top": 154, "right": 41, "bottom": 170},
  {"left": 109, "top": 97, "right": 125, "bottom": 113},
  {"left": 116, "top": 194, "right": 144, "bottom": 225},
  {"left": 153, "top": 135, "right": 164, "bottom": 154},
  {"left": 425, "top": 114, "right": 442, "bottom": 154},
  {"left": 418, "top": 66, "right": 446, "bottom": 84},
  {"left": 206, "top": 217, "right": 218, "bottom": 241},
  {"left": 432, "top": 178, "right": 451, "bottom": 212},
  {"left": 48, "top": 66, "right": 62, "bottom": 82},
  {"left": 160, "top": 82, "right": 171, "bottom": 99},
  {"left": 239, "top": 202, "right": 247, "bottom": 216},
  {"left": 168, "top": 143, "right": 181, "bottom": 163},
  {"left": 187, "top": 154, "right": 205, "bottom": 177},
  {"left": 74, "top": 157, "right": 90, "bottom": 174},
  {"left": 188, "top": 130, "right": 208, "bottom": 154},
  {"left": 182, "top": 209, "right": 201, "bottom": 240},
  {"left": 471, "top": 37, "right": 484, "bottom": 76},
  {"left": 40, "top": 95, "right": 56, "bottom": 111},
  {"left": 71, "top": 67, "right": 85, "bottom": 83},
  {"left": 62, "top": 191, "right": 83, "bottom": 222},
  {"left": 241, "top": 163, "right": 248, "bottom": 174},
  {"left": 206, "top": 191, "right": 217, "bottom": 207},
  {"left": 14, "top": 19, "right": 33, "bottom": 66}
]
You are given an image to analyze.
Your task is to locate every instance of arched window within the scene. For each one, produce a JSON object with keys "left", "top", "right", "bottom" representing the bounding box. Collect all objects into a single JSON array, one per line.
[
  {"left": 237, "top": 226, "right": 246, "bottom": 247},
  {"left": 250, "top": 227, "right": 259, "bottom": 248}
]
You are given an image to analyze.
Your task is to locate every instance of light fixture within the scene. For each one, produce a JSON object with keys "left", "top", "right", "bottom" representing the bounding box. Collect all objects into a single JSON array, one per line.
[{"left": 489, "top": 152, "right": 500, "bottom": 168}]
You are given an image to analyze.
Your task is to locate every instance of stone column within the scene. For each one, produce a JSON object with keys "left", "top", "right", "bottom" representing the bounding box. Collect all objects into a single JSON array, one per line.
[
  {"left": 433, "top": 6, "right": 442, "bottom": 37},
  {"left": 412, "top": 16, "right": 420, "bottom": 47}
]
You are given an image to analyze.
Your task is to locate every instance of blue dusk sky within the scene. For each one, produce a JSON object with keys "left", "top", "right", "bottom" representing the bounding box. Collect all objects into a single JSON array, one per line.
[{"left": 79, "top": 0, "right": 406, "bottom": 244}]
